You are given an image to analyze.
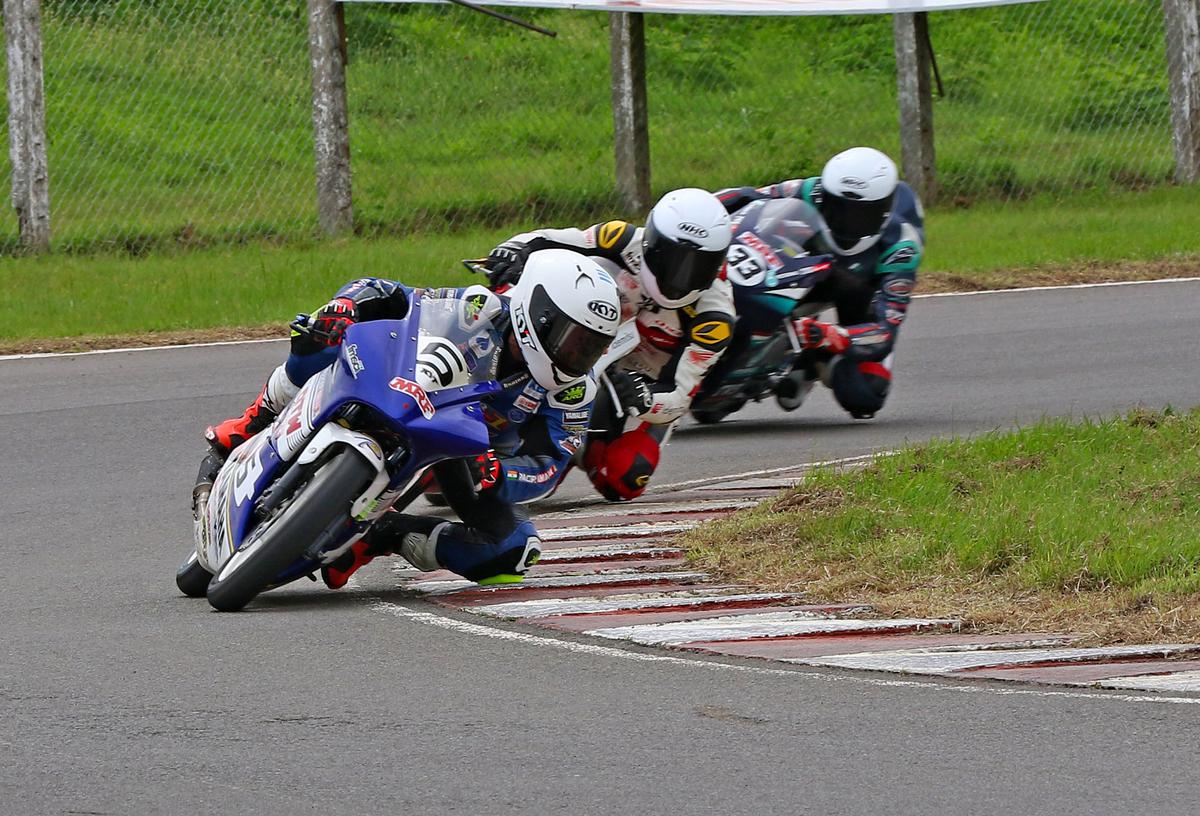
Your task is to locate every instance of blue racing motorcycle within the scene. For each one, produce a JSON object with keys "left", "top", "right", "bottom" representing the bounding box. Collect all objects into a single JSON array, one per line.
[
  {"left": 176, "top": 290, "right": 504, "bottom": 611},
  {"left": 689, "top": 198, "right": 835, "bottom": 424}
]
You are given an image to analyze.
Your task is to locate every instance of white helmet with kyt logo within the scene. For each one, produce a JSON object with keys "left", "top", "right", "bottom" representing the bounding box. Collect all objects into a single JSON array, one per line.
[
  {"left": 641, "top": 188, "right": 733, "bottom": 309},
  {"left": 818, "top": 147, "right": 899, "bottom": 256},
  {"left": 506, "top": 249, "right": 621, "bottom": 390}
]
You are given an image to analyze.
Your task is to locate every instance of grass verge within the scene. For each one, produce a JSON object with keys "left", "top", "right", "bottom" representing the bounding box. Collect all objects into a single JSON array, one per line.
[
  {"left": 5, "top": 185, "right": 1200, "bottom": 351},
  {"left": 683, "top": 409, "right": 1200, "bottom": 645}
]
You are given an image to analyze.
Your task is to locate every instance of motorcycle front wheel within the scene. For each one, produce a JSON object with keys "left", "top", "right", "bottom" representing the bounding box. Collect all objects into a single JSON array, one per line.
[{"left": 206, "top": 447, "right": 376, "bottom": 612}]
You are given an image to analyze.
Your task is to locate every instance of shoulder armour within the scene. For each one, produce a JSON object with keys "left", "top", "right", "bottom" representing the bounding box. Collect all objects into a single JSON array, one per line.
[
  {"left": 801, "top": 177, "right": 822, "bottom": 206},
  {"left": 596, "top": 220, "right": 635, "bottom": 253},
  {"left": 459, "top": 284, "right": 504, "bottom": 325},
  {"left": 688, "top": 311, "right": 734, "bottom": 352},
  {"left": 546, "top": 375, "right": 598, "bottom": 410}
]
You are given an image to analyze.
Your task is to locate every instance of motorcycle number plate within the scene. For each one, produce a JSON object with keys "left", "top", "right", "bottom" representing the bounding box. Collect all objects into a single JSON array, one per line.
[{"left": 727, "top": 242, "right": 770, "bottom": 287}]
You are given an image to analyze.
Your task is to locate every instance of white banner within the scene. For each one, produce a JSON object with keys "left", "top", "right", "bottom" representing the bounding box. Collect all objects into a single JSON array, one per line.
[{"left": 342, "top": 0, "right": 1046, "bottom": 17}]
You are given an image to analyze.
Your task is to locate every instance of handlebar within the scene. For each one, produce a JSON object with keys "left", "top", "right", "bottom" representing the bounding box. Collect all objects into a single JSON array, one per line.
[{"left": 461, "top": 258, "right": 490, "bottom": 276}]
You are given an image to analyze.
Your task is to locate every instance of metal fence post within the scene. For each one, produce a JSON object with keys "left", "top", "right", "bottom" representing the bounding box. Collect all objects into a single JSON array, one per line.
[
  {"left": 307, "top": 0, "right": 353, "bottom": 236},
  {"left": 610, "top": 12, "right": 651, "bottom": 215},
  {"left": 893, "top": 12, "right": 936, "bottom": 204},
  {"left": 1163, "top": 0, "right": 1200, "bottom": 183},
  {"left": 4, "top": 0, "right": 50, "bottom": 251}
]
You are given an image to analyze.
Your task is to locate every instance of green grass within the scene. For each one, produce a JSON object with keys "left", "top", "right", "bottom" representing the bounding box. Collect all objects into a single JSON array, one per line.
[
  {"left": 1, "top": 226, "right": 515, "bottom": 340},
  {"left": 922, "top": 185, "right": 1200, "bottom": 276},
  {"left": 6, "top": 184, "right": 1200, "bottom": 343},
  {"left": 3, "top": 0, "right": 1177, "bottom": 252},
  {"left": 684, "top": 408, "right": 1200, "bottom": 642}
]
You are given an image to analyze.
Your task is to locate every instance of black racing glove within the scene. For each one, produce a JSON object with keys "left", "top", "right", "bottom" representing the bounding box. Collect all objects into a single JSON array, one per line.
[
  {"left": 485, "top": 241, "right": 531, "bottom": 290},
  {"left": 608, "top": 369, "right": 655, "bottom": 417}
]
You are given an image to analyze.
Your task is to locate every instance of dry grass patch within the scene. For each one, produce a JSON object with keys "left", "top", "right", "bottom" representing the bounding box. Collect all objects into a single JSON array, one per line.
[
  {"left": 684, "top": 409, "right": 1200, "bottom": 644},
  {"left": 0, "top": 325, "right": 287, "bottom": 356},
  {"left": 919, "top": 255, "right": 1200, "bottom": 294}
]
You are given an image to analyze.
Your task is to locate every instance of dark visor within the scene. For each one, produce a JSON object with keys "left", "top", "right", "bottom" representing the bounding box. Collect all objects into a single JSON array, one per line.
[
  {"left": 528, "top": 285, "right": 612, "bottom": 377},
  {"left": 643, "top": 220, "right": 727, "bottom": 301},
  {"left": 823, "top": 191, "right": 894, "bottom": 250}
]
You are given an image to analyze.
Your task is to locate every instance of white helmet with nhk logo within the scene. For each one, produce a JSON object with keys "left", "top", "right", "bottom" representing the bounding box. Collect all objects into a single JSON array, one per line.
[
  {"left": 506, "top": 249, "right": 622, "bottom": 390},
  {"left": 641, "top": 188, "right": 733, "bottom": 309},
  {"left": 818, "top": 146, "right": 899, "bottom": 256}
]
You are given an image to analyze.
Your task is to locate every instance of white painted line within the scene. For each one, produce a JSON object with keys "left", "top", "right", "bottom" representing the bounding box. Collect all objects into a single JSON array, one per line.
[
  {"left": 536, "top": 499, "right": 757, "bottom": 520},
  {"left": 590, "top": 613, "right": 957, "bottom": 646},
  {"left": 367, "top": 600, "right": 1200, "bottom": 706},
  {"left": 795, "top": 644, "right": 1200, "bottom": 676},
  {"left": 912, "top": 275, "right": 1200, "bottom": 300},
  {"left": 702, "top": 476, "right": 805, "bottom": 491},
  {"left": 1094, "top": 670, "right": 1200, "bottom": 693},
  {"left": 471, "top": 592, "right": 801, "bottom": 619},
  {"left": 535, "top": 545, "right": 683, "bottom": 562},
  {"left": 0, "top": 336, "right": 285, "bottom": 361},
  {"left": 407, "top": 570, "right": 710, "bottom": 595},
  {"left": 649, "top": 453, "right": 887, "bottom": 493},
  {"left": 10, "top": 277, "right": 1197, "bottom": 364},
  {"left": 540, "top": 521, "right": 698, "bottom": 541}
]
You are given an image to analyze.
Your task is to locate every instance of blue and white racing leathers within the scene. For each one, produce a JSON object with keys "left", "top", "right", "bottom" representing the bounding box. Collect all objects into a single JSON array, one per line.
[{"left": 279, "top": 278, "right": 593, "bottom": 582}]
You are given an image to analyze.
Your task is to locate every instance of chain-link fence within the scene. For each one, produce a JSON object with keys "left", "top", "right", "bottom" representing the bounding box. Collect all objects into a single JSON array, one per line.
[
  {"left": 0, "top": 0, "right": 1182, "bottom": 253},
  {"left": 2, "top": 0, "right": 313, "bottom": 252}
]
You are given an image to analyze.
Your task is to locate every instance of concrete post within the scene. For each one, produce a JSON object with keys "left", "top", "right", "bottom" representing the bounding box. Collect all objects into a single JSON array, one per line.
[
  {"left": 4, "top": 0, "right": 50, "bottom": 251},
  {"left": 610, "top": 12, "right": 651, "bottom": 215},
  {"left": 307, "top": 0, "right": 353, "bottom": 235},
  {"left": 893, "top": 12, "right": 936, "bottom": 204},
  {"left": 1163, "top": 0, "right": 1200, "bottom": 183}
]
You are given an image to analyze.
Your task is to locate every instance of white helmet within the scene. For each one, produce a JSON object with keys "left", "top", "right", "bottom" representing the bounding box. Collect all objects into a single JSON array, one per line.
[
  {"left": 819, "top": 147, "right": 899, "bottom": 256},
  {"left": 506, "top": 249, "right": 621, "bottom": 390},
  {"left": 641, "top": 188, "right": 732, "bottom": 308}
]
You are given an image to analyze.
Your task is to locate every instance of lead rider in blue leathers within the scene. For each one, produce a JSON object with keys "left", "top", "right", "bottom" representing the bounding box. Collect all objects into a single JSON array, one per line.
[
  {"left": 194, "top": 249, "right": 622, "bottom": 587},
  {"left": 716, "top": 147, "right": 925, "bottom": 419}
]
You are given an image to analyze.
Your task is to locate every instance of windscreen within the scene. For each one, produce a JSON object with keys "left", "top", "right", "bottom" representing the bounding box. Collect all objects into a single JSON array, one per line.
[
  {"left": 749, "top": 198, "right": 819, "bottom": 257},
  {"left": 414, "top": 296, "right": 503, "bottom": 391}
]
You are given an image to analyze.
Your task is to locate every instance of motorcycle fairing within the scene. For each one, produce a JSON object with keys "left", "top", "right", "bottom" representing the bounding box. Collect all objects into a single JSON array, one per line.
[{"left": 198, "top": 295, "right": 499, "bottom": 578}]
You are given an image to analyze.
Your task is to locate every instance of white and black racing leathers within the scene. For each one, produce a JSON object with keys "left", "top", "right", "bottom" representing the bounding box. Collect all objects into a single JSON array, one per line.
[{"left": 497, "top": 220, "right": 736, "bottom": 425}]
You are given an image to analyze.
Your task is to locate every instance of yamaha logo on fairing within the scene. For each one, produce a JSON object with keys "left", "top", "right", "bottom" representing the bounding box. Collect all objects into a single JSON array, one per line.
[
  {"left": 677, "top": 222, "right": 709, "bottom": 239},
  {"left": 587, "top": 299, "right": 618, "bottom": 321}
]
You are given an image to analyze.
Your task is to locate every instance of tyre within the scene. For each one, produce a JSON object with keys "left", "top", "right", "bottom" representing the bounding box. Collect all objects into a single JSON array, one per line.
[
  {"left": 175, "top": 551, "right": 213, "bottom": 598},
  {"left": 206, "top": 448, "right": 376, "bottom": 612},
  {"left": 691, "top": 400, "right": 743, "bottom": 425}
]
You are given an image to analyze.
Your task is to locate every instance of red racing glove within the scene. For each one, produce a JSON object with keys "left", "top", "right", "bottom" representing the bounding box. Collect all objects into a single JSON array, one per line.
[
  {"left": 311, "top": 297, "right": 358, "bottom": 346},
  {"left": 796, "top": 318, "right": 850, "bottom": 354},
  {"left": 470, "top": 450, "right": 503, "bottom": 491}
]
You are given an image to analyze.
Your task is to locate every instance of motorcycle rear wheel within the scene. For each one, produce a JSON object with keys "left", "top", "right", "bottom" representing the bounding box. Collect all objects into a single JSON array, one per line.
[
  {"left": 175, "top": 551, "right": 213, "bottom": 598},
  {"left": 206, "top": 448, "right": 376, "bottom": 612},
  {"left": 691, "top": 401, "right": 744, "bottom": 425}
]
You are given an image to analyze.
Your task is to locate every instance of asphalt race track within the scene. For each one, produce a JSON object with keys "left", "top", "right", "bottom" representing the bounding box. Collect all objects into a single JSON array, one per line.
[{"left": 3, "top": 280, "right": 1199, "bottom": 815}]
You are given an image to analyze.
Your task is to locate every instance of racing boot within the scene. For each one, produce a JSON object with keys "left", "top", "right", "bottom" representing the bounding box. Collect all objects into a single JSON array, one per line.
[
  {"left": 192, "top": 447, "right": 226, "bottom": 522},
  {"left": 321, "top": 513, "right": 442, "bottom": 589},
  {"left": 204, "top": 365, "right": 299, "bottom": 457},
  {"left": 321, "top": 540, "right": 386, "bottom": 589}
]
